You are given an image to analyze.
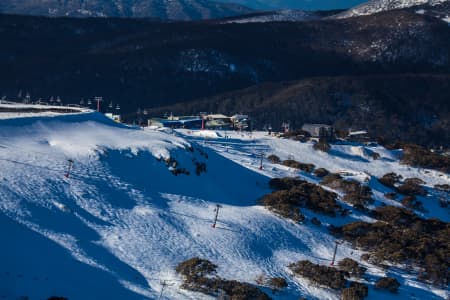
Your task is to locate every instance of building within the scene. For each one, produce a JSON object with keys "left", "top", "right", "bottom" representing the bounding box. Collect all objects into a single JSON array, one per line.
[
  {"left": 148, "top": 116, "right": 202, "bottom": 129},
  {"left": 347, "top": 130, "right": 370, "bottom": 143},
  {"left": 231, "top": 114, "right": 250, "bottom": 130},
  {"left": 148, "top": 113, "right": 251, "bottom": 131},
  {"left": 302, "top": 124, "right": 334, "bottom": 138},
  {"left": 105, "top": 113, "right": 121, "bottom": 123},
  {"left": 205, "top": 114, "right": 233, "bottom": 129}
]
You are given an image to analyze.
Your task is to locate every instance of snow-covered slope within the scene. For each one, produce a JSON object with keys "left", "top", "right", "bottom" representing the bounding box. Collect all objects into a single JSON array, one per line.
[
  {"left": 222, "top": 10, "right": 316, "bottom": 23},
  {"left": 0, "top": 111, "right": 449, "bottom": 299},
  {"left": 334, "top": 0, "right": 449, "bottom": 18}
]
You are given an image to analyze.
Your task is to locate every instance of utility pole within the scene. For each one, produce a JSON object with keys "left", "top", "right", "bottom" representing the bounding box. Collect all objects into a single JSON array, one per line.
[
  {"left": 158, "top": 280, "right": 174, "bottom": 300},
  {"left": 330, "top": 240, "right": 342, "bottom": 266},
  {"left": 65, "top": 159, "right": 74, "bottom": 178},
  {"left": 95, "top": 96, "right": 103, "bottom": 112},
  {"left": 212, "top": 204, "right": 222, "bottom": 228},
  {"left": 259, "top": 152, "right": 265, "bottom": 170}
]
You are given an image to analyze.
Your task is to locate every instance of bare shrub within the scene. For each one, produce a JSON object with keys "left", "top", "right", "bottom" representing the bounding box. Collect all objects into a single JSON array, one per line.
[
  {"left": 176, "top": 257, "right": 217, "bottom": 280},
  {"left": 402, "top": 144, "right": 450, "bottom": 173},
  {"left": 400, "top": 195, "right": 423, "bottom": 210},
  {"left": 384, "top": 192, "right": 397, "bottom": 200},
  {"left": 338, "top": 258, "right": 366, "bottom": 277},
  {"left": 194, "top": 160, "right": 207, "bottom": 175},
  {"left": 311, "top": 217, "right": 321, "bottom": 226},
  {"left": 269, "top": 178, "right": 306, "bottom": 191},
  {"left": 313, "top": 140, "right": 331, "bottom": 152},
  {"left": 397, "top": 181, "right": 426, "bottom": 197},
  {"left": 289, "top": 260, "right": 348, "bottom": 289},
  {"left": 378, "top": 173, "right": 402, "bottom": 189},
  {"left": 176, "top": 258, "right": 271, "bottom": 299},
  {"left": 375, "top": 277, "right": 400, "bottom": 293},
  {"left": 434, "top": 184, "right": 450, "bottom": 191},
  {"left": 282, "top": 160, "right": 315, "bottom": 173},
  {"left": 314, "top": 168, "right": 330, "bottom": 178},
  {"left": 322, "top": 174, "right": 373, "bottom": 209},
  {"left": 332, "top": 207, "right": 449, "bottom": 285},
  {"left": 267, "top": 154, "right": 281, "bottom": 164},
  {"left": 342, "top": 282, "right": 368, "bottom": 299},
  {"left": 261, "top": 178, "right": 341, "bottom": 220},
  {"left": 267, "top": 277, "right": 288, "bottom": 293}
]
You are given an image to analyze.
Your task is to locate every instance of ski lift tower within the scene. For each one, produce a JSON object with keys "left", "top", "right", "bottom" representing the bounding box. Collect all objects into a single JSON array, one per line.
[
  {"left": 282, "top": 121, "right": 290, "bottom": 133},
  {"left": 94, "top": 96, "right": 103, "bottom": 112}
]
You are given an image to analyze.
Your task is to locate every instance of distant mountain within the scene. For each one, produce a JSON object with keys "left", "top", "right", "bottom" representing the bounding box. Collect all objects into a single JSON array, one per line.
[
  {"left": 334, "top": 0, "right": 449, "bottom": 18},
  {"left": 0, "top": 0, "right": 253, "bottom": 20},
  {"left": 215, "top": 0, "right": 366, "bottom": 10}
]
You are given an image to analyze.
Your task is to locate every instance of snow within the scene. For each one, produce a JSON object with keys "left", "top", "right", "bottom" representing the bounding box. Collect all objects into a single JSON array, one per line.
[
  {"left": 0, "top": 111, "right": 448, "bottom": 300},
  {"left": 223, "top": 10, "right": 315, "bottom": 24},
  {"left": 334, "top": 0, "right": 450, "bottom": 19}
]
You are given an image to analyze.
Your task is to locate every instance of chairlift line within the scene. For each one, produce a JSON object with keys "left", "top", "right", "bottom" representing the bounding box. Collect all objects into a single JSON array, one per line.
[{"left": 212, "top": 204, "right": 222, "bottom": 228}]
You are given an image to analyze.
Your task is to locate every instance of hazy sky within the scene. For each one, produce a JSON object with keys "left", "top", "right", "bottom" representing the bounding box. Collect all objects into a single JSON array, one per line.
[{"left": 218, "top": 0, "right": 367, "bottom": 10}]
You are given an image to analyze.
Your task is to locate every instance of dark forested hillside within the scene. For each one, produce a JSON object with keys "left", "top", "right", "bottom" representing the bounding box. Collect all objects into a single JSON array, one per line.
[
  {"left": 0, "top": 11, "right": 449, "bottom": 109},
  {"left": 0, "top": 10, "right": 449, "bottom": 147},
  {"left": 146, "top": 74, "right": 450, "bottom": 147}
]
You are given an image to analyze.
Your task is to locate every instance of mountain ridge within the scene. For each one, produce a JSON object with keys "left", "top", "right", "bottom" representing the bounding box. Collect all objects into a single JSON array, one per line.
[
  {"left": 0, "top": 0, "right": 253, "bottom": 20},
  {"left": 334, "top": 0, "right": 450, "bottom": 18}
]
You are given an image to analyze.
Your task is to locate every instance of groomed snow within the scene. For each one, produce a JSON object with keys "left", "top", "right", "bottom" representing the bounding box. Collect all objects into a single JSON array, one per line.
[
  {"left": 0, "top": 112, "right": 448, "bottom": 300},
  {"left": 334, "top": 0, "right": 449, "bottom": 19}
]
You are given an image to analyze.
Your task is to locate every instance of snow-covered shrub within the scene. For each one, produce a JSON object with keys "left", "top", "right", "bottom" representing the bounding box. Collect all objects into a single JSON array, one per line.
[
  {"left": 375, "top": 277, "right": 400, "bottom": 293},
  {"left": 288, "top": 260, "right": 348, "bottom": 290}
]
